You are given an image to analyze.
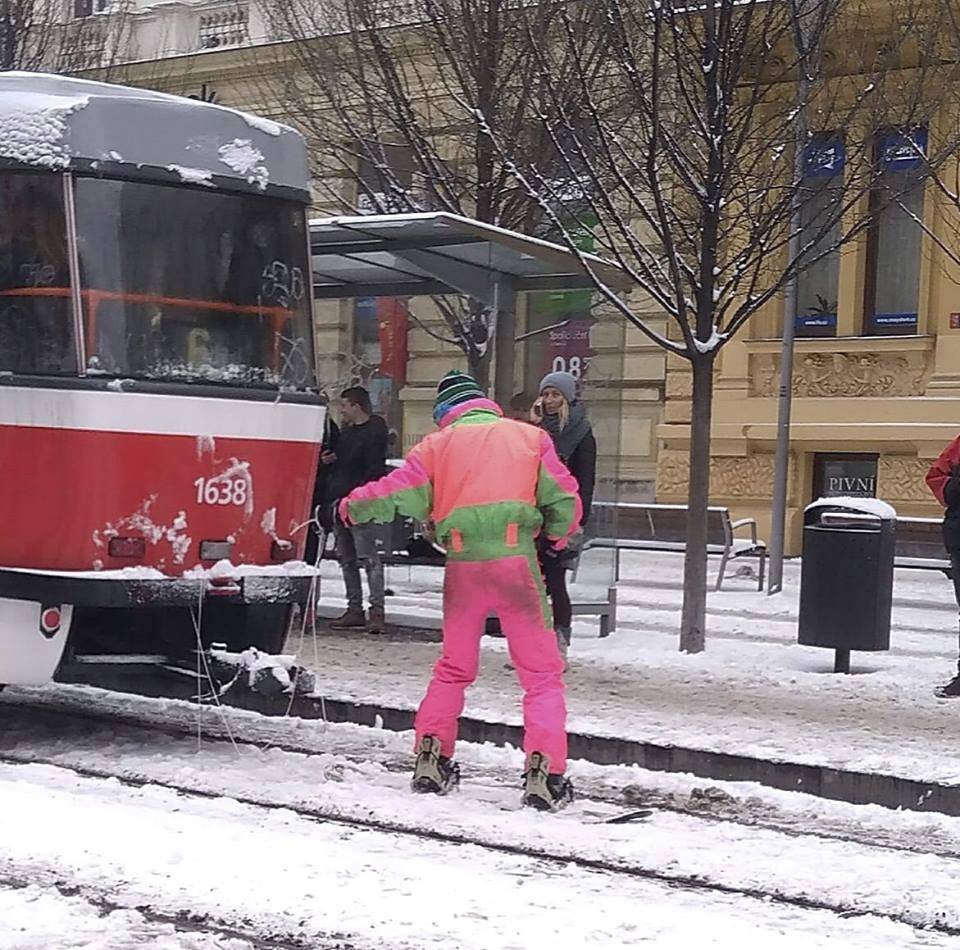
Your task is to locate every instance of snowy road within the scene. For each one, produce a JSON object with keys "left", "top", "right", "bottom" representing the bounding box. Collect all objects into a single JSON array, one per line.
[
  {"left": 0, "top": 759, "right": 955, "bottom": 950},
  {"left": 4, "top": 691, "right": 960, "bottom": 948}
]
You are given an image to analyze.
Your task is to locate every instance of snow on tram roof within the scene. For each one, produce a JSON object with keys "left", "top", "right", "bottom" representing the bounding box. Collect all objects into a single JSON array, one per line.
[{"left": 0, "top": 71, "right": 310, "bottom": 199}]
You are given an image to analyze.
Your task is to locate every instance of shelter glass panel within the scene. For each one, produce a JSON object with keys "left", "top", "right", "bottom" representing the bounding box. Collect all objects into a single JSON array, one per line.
[
  {"left": 517, "top": 244, "right": 625, "bottom": 600},
  {"left": 73, "top": 178, "right": 315, "bottom": 389},
  {"left": 348, "top": 144, "right": 416, "bottom": 446},
  {"left": 0, "top": 172, "right": 75, "bottom": 376}
]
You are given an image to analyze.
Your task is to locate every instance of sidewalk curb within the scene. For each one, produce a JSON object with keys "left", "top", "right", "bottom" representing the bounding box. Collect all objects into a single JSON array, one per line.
[{"left": 224, "top": 690, "right": 960, "bottom": 817}]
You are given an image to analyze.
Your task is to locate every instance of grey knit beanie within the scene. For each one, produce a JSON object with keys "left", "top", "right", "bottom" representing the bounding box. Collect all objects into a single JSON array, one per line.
[{"left": 539, "top": 371, "right": 577, "bottom": 404}]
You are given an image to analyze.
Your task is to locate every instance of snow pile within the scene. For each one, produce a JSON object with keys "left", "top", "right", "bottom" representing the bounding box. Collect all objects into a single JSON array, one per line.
[
  {"left": 92, "top": 497, "right": 191, "bottom": 567},
  {"left": 806, "top": 496, "right": 897, "bottom": 520},
  {"left": 209, "top": 644, "right": 315, "bottom": 696},
  {"left": 166, "top": 164, "right": 215, "bottom": 187},
  {"left": 217, "top": 138, "right": 268, "bottom": 189},
  {"left": 184, "top": 558, "right": 319, "bottom": 580},
  {"left": 242, "top": 113, "right": 285, "bottom": 137},
  {"left": 195, "top": 434, "right": 216, "bottom": 459},
  {"left": 0, "top": 91, "right": 89, "bottom": 169}
]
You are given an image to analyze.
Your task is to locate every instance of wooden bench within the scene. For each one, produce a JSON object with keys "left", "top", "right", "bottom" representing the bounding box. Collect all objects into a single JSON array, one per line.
[
  {"left": 893, "top": 516, "right": 950, "bottom": 572},
  {"left": 585, "top": 502, "right": 767, "bottom": 591},
  {"left": 808, "top": 511, "right": 950, "bottom": 574}
]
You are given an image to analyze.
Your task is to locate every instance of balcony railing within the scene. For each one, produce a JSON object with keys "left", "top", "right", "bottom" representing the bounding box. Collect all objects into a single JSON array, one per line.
[{"left": 198, "top": 7, "right": 249, "bottom": 49}]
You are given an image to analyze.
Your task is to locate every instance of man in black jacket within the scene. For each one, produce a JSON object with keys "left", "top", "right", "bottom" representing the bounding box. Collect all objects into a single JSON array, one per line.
[{"left": 325, "top": 386, "right": 389, "bottom": 633}]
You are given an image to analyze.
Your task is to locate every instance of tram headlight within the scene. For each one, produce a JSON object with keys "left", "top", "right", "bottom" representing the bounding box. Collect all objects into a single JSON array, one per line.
[{"left": 200, "top": 540, "right": 234, "bottom": 561}]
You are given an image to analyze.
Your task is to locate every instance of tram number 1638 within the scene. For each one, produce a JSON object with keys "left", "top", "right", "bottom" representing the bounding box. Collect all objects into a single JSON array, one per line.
[{"left": 193, "top": 476, "right": 249, "bottom": 507}]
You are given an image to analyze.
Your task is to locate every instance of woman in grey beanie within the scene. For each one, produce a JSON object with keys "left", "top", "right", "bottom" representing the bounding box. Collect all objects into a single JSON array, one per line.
[{"left": 532, "top": 371, "right": 597, "bottom": 661}]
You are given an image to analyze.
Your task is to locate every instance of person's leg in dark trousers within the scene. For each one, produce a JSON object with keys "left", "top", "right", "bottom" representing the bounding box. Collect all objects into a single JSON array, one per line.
[
  {"left": 950, "top": 551, "right": 960, "bottom": 672},
  {"left": 330, "top": 523, "right": 366, "bottom": 627},
  {"left": 539, "top": 548, "right": 572, "bottom": 659},
  {"left": 938, "top": 551, "right": 960, "bottom": 696}
]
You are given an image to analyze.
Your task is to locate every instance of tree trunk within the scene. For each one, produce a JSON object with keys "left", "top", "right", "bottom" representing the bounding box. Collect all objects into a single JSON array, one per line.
[
  {"left": 468, "top": 346, "right": 491, "bottom": 391},
  {"left": 679, "top": 353, "right": 715, "bottom": 654}
]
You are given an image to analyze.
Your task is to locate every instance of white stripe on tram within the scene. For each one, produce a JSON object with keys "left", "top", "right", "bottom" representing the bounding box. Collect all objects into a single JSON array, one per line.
[{"left": 0, "top": 386, "right": 326, "bottom": 443}]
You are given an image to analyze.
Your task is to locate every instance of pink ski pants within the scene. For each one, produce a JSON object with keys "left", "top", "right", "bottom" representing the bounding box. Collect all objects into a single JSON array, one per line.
[{"left": 413, "top": 554, "right": 568, "bottom": 773}]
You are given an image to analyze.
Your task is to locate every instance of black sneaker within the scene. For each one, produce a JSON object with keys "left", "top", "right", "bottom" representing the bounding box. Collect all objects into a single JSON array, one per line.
[
  {"left": 411, "top": 736, "right": 460, "bottom": 794},
  {"left": 522, "top": 751, "right": 574, "bottom": 811},
  {"left": 936, "top": 674, "right": 960, "bottom": 698}
]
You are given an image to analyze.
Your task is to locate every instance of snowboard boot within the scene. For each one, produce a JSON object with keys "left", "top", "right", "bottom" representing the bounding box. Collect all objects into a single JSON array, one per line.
[
  {"left": 329, "top": 606, "right": 366, "bottom": 630},
  {"left": 522, "top": 751, "right": 574, "bottom": 812},
  {"left": 936, "top": 672, "right": 960, "bottom": 698},
  {"left": 368, "top": 606, "right": 386, "bottom": 635},
  {"left": 411, "top": 736, "right": 460, "bottom": 795}
]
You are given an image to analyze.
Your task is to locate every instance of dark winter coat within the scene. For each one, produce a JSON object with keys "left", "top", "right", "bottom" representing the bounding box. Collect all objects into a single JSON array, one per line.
[
  {"left": 539, "top": 405, "right": 596, "bottom": 527},
  {"left": 926, "top": 434, "right": 960, "bottom": 550},
  {"left": 325, "top": 414, "right": 389, "bottom": 502}
]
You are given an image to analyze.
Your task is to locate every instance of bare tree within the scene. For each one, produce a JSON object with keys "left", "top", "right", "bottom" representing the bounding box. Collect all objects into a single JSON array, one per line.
[
  {"left": 479, "top": 0, "right": 960, "bottom": 651},
  {"left": 258, "top": 0, "right": 605, "bottom": 400},
  {"left": 1, "top": 0, "right": 132, "bottom": 74}
]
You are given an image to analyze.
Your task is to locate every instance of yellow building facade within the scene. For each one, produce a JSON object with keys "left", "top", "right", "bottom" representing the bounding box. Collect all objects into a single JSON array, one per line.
[{"left": 657, "top": 126, "right": 960, "bottom": 553}]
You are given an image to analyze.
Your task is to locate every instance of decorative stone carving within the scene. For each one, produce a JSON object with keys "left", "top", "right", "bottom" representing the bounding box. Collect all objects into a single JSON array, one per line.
[
  {"left": 877, "top": 457, "right": 934, "bottom": 503},
  {"left": 655, "top": 451, "right": 691, "bottom": 497},
  {"left": 656, "top": 451, "right": 792, "bottom": 500},
  {"left": 751, "top": 350, "right": 931, "bottom": 398}
]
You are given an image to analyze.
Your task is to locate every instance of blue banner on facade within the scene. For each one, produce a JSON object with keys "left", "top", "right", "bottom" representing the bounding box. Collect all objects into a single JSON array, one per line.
[
  {"left": 803, "top": 136, "right": 845, "bottom": 179},
  {"left": 796, "top": 312, "right": 837, "bottom": 331},
  {"left": 869, "top": 312, "right": 918, "bottom": 335},
  {"left": 878, "top": 129, "right": 927, "bottom": 170}
]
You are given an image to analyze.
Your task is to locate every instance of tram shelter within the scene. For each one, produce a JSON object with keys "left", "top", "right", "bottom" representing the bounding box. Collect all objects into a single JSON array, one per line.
[
  {"left": 308, "top": 211, "right": 632, "bottom": 590},
  {"left": 309, "top": 212, "right": 630, "bottom": 398}
]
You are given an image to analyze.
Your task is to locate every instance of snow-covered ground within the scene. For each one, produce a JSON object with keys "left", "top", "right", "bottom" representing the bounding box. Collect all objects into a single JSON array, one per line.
[
  {"left": 3, "top": 690, "right": 960, "bottom": 948},
  {"left": 294, "top": 549, "right": 960, "bottom": 784}
]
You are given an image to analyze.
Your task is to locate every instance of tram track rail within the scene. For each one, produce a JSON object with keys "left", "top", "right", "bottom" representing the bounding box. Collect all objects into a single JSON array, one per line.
[
  {"left": 5, "top": 692, "right": 960, "bottom": 866},
  {"left": 0, "top": 870, "right": 360, "bottom": 950},
  {"left": 2, "top": 716, "right": 960, "bottom": 938}
]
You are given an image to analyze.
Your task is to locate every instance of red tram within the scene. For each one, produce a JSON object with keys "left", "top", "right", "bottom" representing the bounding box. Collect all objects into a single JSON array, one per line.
[{"left": 0, "top": 73, "right": 325, "bottom": 686}]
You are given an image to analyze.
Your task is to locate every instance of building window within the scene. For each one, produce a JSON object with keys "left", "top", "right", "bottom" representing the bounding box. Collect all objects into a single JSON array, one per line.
[
  {"left": 73, "top": 0, "right": 93, "bottom": 17},
  {"left": 356, "top": 143, "right": 417, "bottom": 214},
  {"left": 795, "top": 134, "right": 843, "bottom": 338},
  {"left": 863, "top": 128, "right": 927, "bottom": 336}
]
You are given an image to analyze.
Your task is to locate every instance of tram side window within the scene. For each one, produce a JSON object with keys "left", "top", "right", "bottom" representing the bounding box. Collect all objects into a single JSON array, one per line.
[
  {"left": 0, "top": 174, "right": 75, "bottom": 375},
  {"left": 73, "top": 178, "right": 315, "bottom": 390}
]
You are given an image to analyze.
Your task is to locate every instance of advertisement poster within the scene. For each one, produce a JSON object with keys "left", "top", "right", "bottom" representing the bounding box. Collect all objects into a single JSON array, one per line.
[{"left": 376, "top": 297, "right": 409, "bottom": 386}]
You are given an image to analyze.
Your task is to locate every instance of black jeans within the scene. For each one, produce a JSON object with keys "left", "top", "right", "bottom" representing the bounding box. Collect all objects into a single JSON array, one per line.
[
  {"left": 950, "top": 551, "right": 960, "bottom": 673},
  {"left": 540, "top": 549, "right": 572, "bottom": 639}
]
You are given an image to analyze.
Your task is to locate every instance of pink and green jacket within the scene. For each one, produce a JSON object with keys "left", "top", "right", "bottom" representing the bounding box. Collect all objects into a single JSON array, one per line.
[{"left": 340, "top": 398, "right": 582, "bottom": 561}]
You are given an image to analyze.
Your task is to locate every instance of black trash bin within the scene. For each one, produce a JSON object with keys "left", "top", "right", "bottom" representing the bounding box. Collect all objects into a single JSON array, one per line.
[{"left": 798, "top": 498, "right": 896, "bottom": 673}]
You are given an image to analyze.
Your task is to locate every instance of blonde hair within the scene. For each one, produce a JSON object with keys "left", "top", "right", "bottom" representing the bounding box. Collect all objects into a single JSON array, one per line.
[{"left": 534, "top": 392, "right": 570, "bottom": 430}]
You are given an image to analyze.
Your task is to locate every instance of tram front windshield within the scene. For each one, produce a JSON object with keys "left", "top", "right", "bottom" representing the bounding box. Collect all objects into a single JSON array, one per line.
[{"left": 0, "top": 172, "right": 315, "bottom": 391}]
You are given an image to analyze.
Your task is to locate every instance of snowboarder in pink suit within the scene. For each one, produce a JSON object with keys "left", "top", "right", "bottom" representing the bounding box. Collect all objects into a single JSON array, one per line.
[{"left": 340, "top": 371, "right": 582, "bottom": 809}]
